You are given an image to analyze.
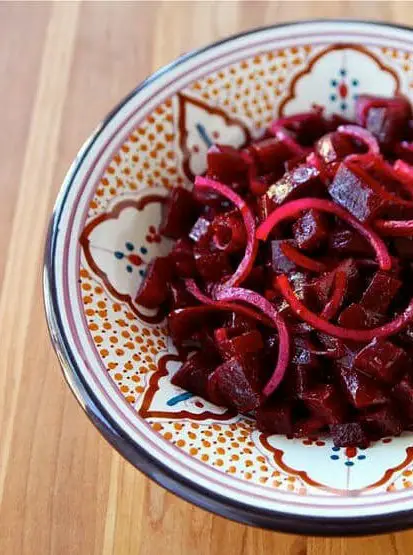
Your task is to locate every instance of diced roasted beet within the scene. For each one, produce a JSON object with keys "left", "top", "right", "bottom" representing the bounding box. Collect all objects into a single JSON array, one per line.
[
  {"left": 392, "top": 375, "right": 413, "bottom": 422},
  {"left": 271, "top": 240, "right": 298, "bottom": 273},
  {"left": 209, "top": 355, "right": 264, "bottom": 413},
  {"left": 302, "top": 384, "right": 347, "bottom": 425},
  {"left": 310, "top": 259, "right": 360, "bottom": 308},
  {"left": 250, "top": 172, "right": 279, "bottom": 196},
  {"left": 171, "top": 351, "right": 218, "bottom": 400},
  {"left": 212, "top": 210, "right": 247, "bottom": 253},
  {"left": 215, "top": 329, "right": 264, "bottom": 360},
  {"left": 329, "top": 162, "right": 389, "bottom": 222},
  {"left": 267, "top": 163, "right": 323, "bottom": 206},
  {"left": 256, "top": 402, "right": 294, "bottom": 435},
  {"left": 282, "top": 337, "right": 321, "bottom": 398},
  {"left": 207, "top": 144, "right": 250, "bottom": 185},
  {"left": 247, "top": 137, "right": 293, "bottom": 174},
  {"left": 189, "top": 217, "right": 213, "bottom": 247},
  {"left": 330, "top": 422, "right": 369, "bottom": 448},
  {"left": 338, "top": 303, "right": 384, "bottom": 329},
  {"left": 169, "top": 281, "right": 194, "bottom": 310},
  {"left": 194, "top": 248, "right": 231, "bottom": 282},
  {"left": 338, "top": 366, "right": 388, "bottom": 409},
  {"left": 354, "top": 340, "right": 408, "bottom": 384},
  {"left": 356, "top": 94, "right": 412, "bottom": 148},
  {"left": 316, "top": 131, "right": 358, "bottom": 164},
  {"left": 169, "top": 238, "right": 196, "bottom": 278},
  {"left": 160, "top": 187, "right": 198, "bottom": 239},
  {"left": 292, "top": 209, "right": 329, "bottom": 252},
  {"left": 360, "top": 271, "right": 402, "bottom": 314},
  {"left": 293, "top": 416, "right": 326, "bottom": 437},
  {"left": 328, "top": 228, "right": 373, "bottom": 257},
  {"left": 255, "top": 193, "right": 277, "bottom": 224},
  {"left": 168, "top": 306, "right": 217, "bottom": 345},
  {"left": 135, "top": 256, "right": 172, "bottom": 309},
  {"left": 220, "top": 312, "right": 257, "bottom": 334},
  {"left": 276, "top": 110, "right": 328, "bottom": 146},
  {"left": 361, "top": 405, "right": 403, "bottom": 440}
]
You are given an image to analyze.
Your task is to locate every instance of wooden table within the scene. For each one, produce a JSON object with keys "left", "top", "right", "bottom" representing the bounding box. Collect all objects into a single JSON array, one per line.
[{"left": 2, "top": 1, "right": 413, "bottom": 553}]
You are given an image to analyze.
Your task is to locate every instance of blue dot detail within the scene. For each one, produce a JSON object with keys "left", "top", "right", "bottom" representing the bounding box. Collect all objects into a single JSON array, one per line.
[
  {"left": 114, "top": 251, "right": 124, "bottom": 259},
  {"left": 126, "top": 265, "right": 133, "bottom": 273},
  {"left": 139, "top": 269, "right": 146, "bottom": 277},
  {"left": 125, "top": 242, "right": 134, "bottom": 251},
  {"left": 357, "top": 455, "right": 366, "bottom": 460},
  {"left": 330, "top": 94, "right": 337, "bottom": 102},
  {"left": 352, "top": 79, "right": 359, "bottom": 86},
  {"left": 140, "top": 246, "right": 148, "bottom": 255},
  {"left": 345, "top": 461, "right": 354, "bottom": 466},
  {"left": 330, "top": 455, "right": 339, "bottom": 460},
  {"left": 341, "top": 102, "right": 347, "bottom": 111},
  {"left": 332, "top": 447, "right": 340, "bottom": 452},
  {"left": 331, "top": 79, "right": 338, "bottom": 87},
  {"left": 340, "top": 68, "right": 347, "bottom": 76}
]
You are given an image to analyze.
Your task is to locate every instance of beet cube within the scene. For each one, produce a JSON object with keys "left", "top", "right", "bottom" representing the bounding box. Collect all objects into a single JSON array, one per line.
[
  {"left": 293, "top": 416, "right": 326, "bottom": 437},
  {"left": 135, "top": 256, "right": 171, "bottom": 309},
  {"left": 338, "top": 303, "right": 384, "bottom": 329},
  {"left": 194, "top": 248, "right": 231, "bottom": 282},
  {"left": 302, "top": 384, "right": 347, "bottom": 425},
  {"left": 267, "top": 164, "right": 322, "bottom": 206},
  {"left": 255, "top": 193, "right": 277, "bottom": 224},
  {"left": 169, "top": 281, "right": 194, "bottom": 310},
  {"left": 292, "top": 209, "right": 329, "bottom": 252},
  {"left": 247, "top": 137, "right": 293, "bottom": 174},
  {"left": 339, "top": 366, "right": 387, "bottom": 409},
  {"left": 330, "top": 422, "right": 369, "bottom": 448},
  {"left": 168, "top": 306, "right": 217, "bottom": 345},
  {"left": 329, "top": 162, "right": 389, "bottom": 222},
  {"left": 316, "top": 333, "right": 348, "bottom": 359},
  {"left": 209, "top": 355, "right": 264, "bottom": 413},
  {"left": 355, "top": 340, "right": 408, "bottom": 384},
  {"left": 329, "top": 228, "right": 372, "bottom": 257},
  {"left": 215, "top": 329, "right": 264, "bottom": 360},
  {"left": 220, "top": 312, "right": 257, "bottom": 334},
  {"left": 361, "top": 405, "right": 403, "bottom": 440},
  {"left": 356, "top": 94, "right": 412, "bottom": 148},
  {"left": 171, "top": 351, "right": 218, "bottom": 400},
  {"left": 276, "top": 110, "right": 328, "bottom": 146},
  {"left": 169, "top": 238, "right": 196, "bottom": 278},
  {"left": 360, "top": 271, "right": 402, "bottom": 315},
  {"left": 207, "top": 144, "right": 250, "bottom": 184},
  {"left": 316, "top": 131, "right": 357, "bottom": 164},
  {"left": 393, "top": 237, "right": 413, "bottom": 260},
  {"left": 256, "top": 402, "right": 294, "bottom": 435},
  {"left": 189, "top": 217, "right": 213, "bottom": 248},
  {"left": 160, "top": 187, "right": 198, "bottom": 239}
]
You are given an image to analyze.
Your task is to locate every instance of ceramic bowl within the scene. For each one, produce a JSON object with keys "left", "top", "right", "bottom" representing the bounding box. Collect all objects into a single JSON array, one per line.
[{"left": 44, "top": 20, "right": 413, "bottom": 536}]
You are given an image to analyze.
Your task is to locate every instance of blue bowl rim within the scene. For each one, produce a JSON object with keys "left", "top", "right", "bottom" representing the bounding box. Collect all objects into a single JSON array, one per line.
[{"left": 43, "top": 19, "right": 413, "bottom": 536}]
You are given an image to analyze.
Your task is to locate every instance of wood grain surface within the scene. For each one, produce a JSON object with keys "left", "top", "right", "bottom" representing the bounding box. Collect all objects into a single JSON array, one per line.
[{"left": 1, "top": 1, "right": 413, "bottom": 553}]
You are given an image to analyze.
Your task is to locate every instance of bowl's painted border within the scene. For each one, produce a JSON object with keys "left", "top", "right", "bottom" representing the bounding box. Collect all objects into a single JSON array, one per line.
[{"left": 44, "top": 20, "right": 413, "bottom": 536}]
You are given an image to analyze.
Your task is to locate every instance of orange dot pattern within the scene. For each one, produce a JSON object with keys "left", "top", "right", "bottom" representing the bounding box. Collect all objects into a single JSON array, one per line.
[
  {"left": 380, "top": 46, "right": 413, "bottom": 89},
  {"left": 387, "top": 466, "right": 413, "bottom": 492}
]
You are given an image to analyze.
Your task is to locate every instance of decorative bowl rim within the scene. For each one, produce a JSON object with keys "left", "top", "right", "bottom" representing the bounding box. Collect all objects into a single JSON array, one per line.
[{"left": 43, "top": 19, "right": 413, "bottom": 536}]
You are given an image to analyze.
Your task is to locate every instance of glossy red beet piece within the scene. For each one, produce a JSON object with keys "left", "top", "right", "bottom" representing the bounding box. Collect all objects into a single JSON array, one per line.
[
  {"left": 302, "top": 384, "right": 347, "bottom": 425},
  {"left": 271, "top": 240, "right": 298, "bottom": 273},
  {"left": 160, "top": 187, "right": 198, "bottom": 239},
  {"left": 267, "top": 164, "right": 322, "bottom": 206},
  {"left": 310, "top": 258, "right": 359, "bottom": 308},
  {"left": 316, "top": 333, "right": 348, "bottom": 359},
  {"left": 355, "top": 340, "right": 408, "bottom": 384},
  {"left": 356, "top": 94, "right": 412, "bottom": 148},
  {"left": 329, "top": 162, "right": 389, "bottom": 222},
  {"left": 292, "top": 209, "right": 329, "bottom": 252},
  {"left": 361, "top": 405, "right": 403, "bottom": 440},
  {"left": 169, "top": 238, "right": 196, "bottom": 278},
  {"left": 255, "top": 193, "right": 277, "bottom": 224},
  {"left": 169, "top": 281, "right": 195, "bottom": 310},
  {"left": 315, "top": 131, "right": 357, "bottom": 164},
  {"left": 360, "top": 271, "right": 401, "bottom": 314},
  {"left": 212, "top": 210, "right": 247, "bottom": 253},
  {"left": 256, "top": 402, "right": 294, "bottom": 435},
  {"left": 135, "top": 256, "right": 172, "bottom": 309},
  {"left": 328, "top": 227, "right": 373, "bottom": 257},
  {"left": 171, "top": 351, "right": 218, "bottom": 400},
  {"left": 274, "top": 110, "right": 328, "bottom": 146},
  {"left": 293, "top": 416, "right": 326, "bottom": 438},
  {"left": 214, "top": 329, "right": 264, "bottom": 360},
  {"left": 330, "top": 423, "right": 369, "bottom": 448},
  {"left": 189, "top": 217, "right": 213, "bottom": 248},
  {"left": 193, "top": 248, "right": 231, "bottom": 282},
  {"left": 168, "top": 307, "right": 217, "bottom": 345},
  {"left": 338, "top": 303, "right": 385, "bottom": 330},
  {"left": 247, "top": 137, "right": 293, "bottom": 174},
  {"left": 207, "top": 144, "right": 250, "bottom": 184},
  {"left": 220, "top": 312, "right": 257, "bottom": 334},
  {"left": 338, "top": 366, "right": 387, "bottom": 409},
  {"left": 209, "top": 355, "right": 264, "bottom": 413}
]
